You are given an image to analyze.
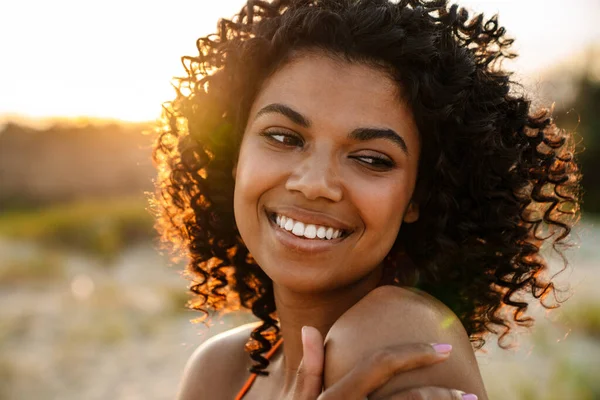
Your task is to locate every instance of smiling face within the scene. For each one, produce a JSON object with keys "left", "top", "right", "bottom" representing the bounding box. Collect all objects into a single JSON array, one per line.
[{"left": 233, "top": 51, "right": 421, "bottom": 293}]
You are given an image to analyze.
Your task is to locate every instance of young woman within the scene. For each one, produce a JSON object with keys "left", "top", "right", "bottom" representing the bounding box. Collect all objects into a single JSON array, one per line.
[{"left": 151, "top": 1, "right": 581, "bottom": 399}]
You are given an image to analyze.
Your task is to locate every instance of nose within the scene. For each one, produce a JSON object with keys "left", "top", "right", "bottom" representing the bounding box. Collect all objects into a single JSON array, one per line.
[{"left": 285, "top": 150, "right": 343, "bottom": 202}]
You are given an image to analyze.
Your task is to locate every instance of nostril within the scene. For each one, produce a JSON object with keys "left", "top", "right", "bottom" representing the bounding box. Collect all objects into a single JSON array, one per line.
[{"left": 284, "top": 171, "right": 343, "bottom": 203}]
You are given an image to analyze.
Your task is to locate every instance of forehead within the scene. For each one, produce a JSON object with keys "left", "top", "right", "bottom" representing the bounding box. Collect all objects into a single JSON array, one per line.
[{"left": 249, "top": 52, "right": 416, "bottom": 136}]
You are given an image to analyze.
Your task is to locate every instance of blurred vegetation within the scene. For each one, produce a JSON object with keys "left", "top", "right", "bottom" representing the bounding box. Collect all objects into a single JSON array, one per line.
[
  {"left": 0, "top": 197, "right": 154, "bottom": 262},
  {"left": 517, "top": 359, "right": 600, "bottom": 400},
  {"left": 553, "top": 72, "right": 600, "bottom": 213},
  {"left": 515, "top": 312, "right": 600, "bottom": 400},
  {"left": 0, "top": 120, "right": 154, "bottom": 211},
  {"left": 557, "top": 301, "right": 600, "bottom": 339},
  {"left": 0, "top": 249, "right": 65, "bottom": 285}
]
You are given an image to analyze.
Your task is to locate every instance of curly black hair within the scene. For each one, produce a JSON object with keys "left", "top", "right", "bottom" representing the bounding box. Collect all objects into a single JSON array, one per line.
[{"left": 151, "top": 0, "right": 581, "bottom": 375}]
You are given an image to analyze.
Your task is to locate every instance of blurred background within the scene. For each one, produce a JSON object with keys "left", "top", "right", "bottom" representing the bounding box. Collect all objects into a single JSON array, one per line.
[{"left": 0, "top": 0, "right": 598, "bottom": 399}]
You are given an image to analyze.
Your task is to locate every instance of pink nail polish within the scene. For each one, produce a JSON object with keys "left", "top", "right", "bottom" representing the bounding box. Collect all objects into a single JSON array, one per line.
[
  {"left": 431, "top": 343, "right": 453, "bottom": 354},
  {"left": 462, "top": 394, "right": 478, "bottom": 400}
]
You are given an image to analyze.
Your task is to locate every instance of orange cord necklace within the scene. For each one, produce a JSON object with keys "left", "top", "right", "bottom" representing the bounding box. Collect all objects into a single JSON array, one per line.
[{"left": 235, "top": 338, "right": 284, "bottom": 400}]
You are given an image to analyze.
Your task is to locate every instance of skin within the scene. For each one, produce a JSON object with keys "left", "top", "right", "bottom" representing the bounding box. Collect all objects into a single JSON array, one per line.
[
  {"left": 177, "top": 51, "right": 488, "bottom": 399},
  {"left": 322, "top": 286, "right": 488, "bottom": 399},
  {"left": 233, "top": 51, "right": 420, "bottom": 394}
]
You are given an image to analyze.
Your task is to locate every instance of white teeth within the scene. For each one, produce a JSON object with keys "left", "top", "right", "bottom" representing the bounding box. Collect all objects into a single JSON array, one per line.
[
  {"left": 304, "top": 224, "right": 317, "bottom": 239},
  {"left": 316, "top": 226, "right": 326, "bottom": 239},
  {"left": 284, "top": 218, "right": 294, "bottom": 231},
  {"left": 291, "top": 221, "right": 305, "bottom": 236},
  {"left": 325, "top": 227, "right": 334, "bottom": 240},
  {"left": 272, "top": 213, "right": 347, "bottom": 240}
]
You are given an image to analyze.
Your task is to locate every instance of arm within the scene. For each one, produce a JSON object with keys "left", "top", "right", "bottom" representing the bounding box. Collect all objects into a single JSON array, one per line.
[{"left": 323, "top": 285, "right": 489, "bottom": 400}]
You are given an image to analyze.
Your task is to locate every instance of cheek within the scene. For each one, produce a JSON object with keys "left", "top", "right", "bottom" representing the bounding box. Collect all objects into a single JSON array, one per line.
[
  {"left": 233, "top": 145, "right": 257, "bottom": 230},
  {"left": 233, "top": 140, "right": 283, "bottom": 231},
  {"left": 350, "top": 174, "right": 411, "bottom": 246}
]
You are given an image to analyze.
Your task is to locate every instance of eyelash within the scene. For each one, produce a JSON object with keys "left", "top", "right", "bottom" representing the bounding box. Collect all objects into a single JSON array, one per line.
[{"left": 261, "top": 131, "right": 396, "bottom": 170}]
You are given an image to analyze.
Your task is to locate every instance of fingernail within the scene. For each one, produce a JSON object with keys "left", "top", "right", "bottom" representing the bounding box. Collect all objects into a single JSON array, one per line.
[
  {"left": 462, "top": 394, "right": 478, "bottom": 400},
  {"left": 301, "top": 326, "right": 307, "bottom": 343},
  {"left": 431, "top": 343, "right": 453, "bottom": 354}
]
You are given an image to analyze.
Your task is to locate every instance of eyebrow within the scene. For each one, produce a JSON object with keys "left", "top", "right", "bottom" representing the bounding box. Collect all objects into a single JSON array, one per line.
[
  {"left": 255, "top": 103, "right": 311, "bottom": 128},
  {"left": 348, "top": 128, "right": 408, "bottom": 155},
  {"left": 254, "top": 103, "right": 409, "bottom": 155}
]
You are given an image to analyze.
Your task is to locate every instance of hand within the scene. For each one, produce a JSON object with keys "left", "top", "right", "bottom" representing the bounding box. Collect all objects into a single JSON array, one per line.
[{"left": 292, "top": 326, "right": 477, "bottom": 400}]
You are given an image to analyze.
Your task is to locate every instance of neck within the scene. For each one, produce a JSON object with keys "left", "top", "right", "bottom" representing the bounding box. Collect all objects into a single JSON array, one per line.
[{"left": 270, "top": 265, "right": 384, "bottom": 393}]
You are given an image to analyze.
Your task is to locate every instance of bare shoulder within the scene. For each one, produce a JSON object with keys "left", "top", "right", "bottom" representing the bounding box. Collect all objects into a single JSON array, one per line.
[
  {"left": 326, "top": 285, "right": 467, "bottom": 344},
  {"left": 324, "top": 285, "right": 488, "bottom": 399},
  {"left": 176, "top": 321, "right": 260, "bottom": 400}
]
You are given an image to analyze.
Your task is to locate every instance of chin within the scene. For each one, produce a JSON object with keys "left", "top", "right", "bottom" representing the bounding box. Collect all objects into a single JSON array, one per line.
[
  {"left": 258, "top": 255, "right": 376, "bottom": 295},
  {"left": 251, "top": 261, "right": 333, "bottom": 294}
]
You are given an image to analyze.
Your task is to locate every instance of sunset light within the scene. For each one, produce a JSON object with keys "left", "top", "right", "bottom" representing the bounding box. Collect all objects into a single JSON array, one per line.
[
  {"left": 1, "top": 2, "right": 599, "bottom": 399},
  {"left": 1, "top": 0, "right": 598, "bottom": 123}
]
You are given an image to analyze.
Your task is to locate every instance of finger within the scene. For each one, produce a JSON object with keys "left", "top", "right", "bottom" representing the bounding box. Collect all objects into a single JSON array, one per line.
[
  {"left": 389, "top": 386, "right": 474, "bottom": 400},
  {"left": 320, "top": 343, "right": 451, "bottom": 399},
  {"left": 294, "top": 326, "right": 324, "bottom": 399}
]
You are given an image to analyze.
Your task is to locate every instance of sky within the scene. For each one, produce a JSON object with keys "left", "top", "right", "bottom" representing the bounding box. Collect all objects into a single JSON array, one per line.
[{"left": 0, "top": 0, "right": 599, "bottom": 123}]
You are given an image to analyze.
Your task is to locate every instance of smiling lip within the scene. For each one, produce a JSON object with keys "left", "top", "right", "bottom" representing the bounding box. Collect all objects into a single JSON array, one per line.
[
  {"left": 265, "top": 206, "right": 354, "bottom": 232},
  {"left": 265, "top": 209, "right": 350, "bottom": 253}
]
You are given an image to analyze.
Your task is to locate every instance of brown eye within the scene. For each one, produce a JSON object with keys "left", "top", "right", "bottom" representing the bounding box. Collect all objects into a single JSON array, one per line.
[
  {"left": 352, "top": 155, "right": 396, "bottom": 170},
  {"left": 262, "top": 131, "right": 304, "bottom": 147}
]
